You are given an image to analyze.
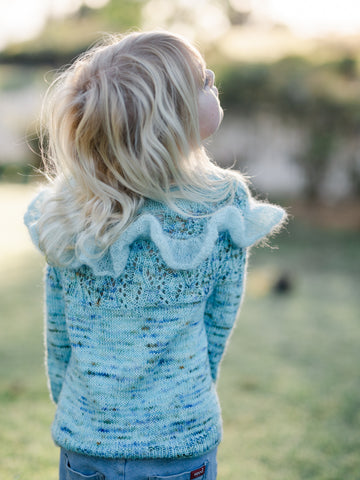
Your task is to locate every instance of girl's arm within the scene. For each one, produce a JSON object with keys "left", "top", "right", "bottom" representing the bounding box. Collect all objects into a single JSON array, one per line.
[
  {"left": 204, "top": 240, "right": 247, "bottom": 383},
  {"left": 45, "top": 265, "right": 71, "bottom": 404}
]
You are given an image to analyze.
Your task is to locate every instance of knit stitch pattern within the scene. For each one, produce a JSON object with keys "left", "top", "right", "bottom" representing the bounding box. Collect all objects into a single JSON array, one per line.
[{"left": 24, "top": 180, "right": 285, "bottom": 459}]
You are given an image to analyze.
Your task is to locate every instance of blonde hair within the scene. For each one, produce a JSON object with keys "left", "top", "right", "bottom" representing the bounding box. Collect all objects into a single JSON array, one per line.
[{"left": 38, "top": 30, "right": 244, "bottom": 267}]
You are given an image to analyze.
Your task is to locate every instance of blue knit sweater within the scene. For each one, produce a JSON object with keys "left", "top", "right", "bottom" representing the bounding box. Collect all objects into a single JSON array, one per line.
[{"left": 24, "top": 180, "right": 285, "bottom": 459}]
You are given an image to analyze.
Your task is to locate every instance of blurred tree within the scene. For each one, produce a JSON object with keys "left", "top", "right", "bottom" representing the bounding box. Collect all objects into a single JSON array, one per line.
[
  {"left": 336, "top": 56, "right": 358, "bottom": 79},
  {"left": 297, "top": 129, "right": 334, "bottom": 200},
  {"left": 0, "top": 0, "right": 146, "bottom": 66},
  {"left": 96, "top": 0, "right": 146, "bottom": 31},
  {"left": 217, "top": 54, "right": 360, "bottom": 200},
  {"left": 225, "top": 0, "right": 253, "bottom": 26},
  {"left": 350, "top": 156, "right": 360, "bottom": 196},
  {"left": 219, "top": 62, "right": 272, "bottom": 112}
]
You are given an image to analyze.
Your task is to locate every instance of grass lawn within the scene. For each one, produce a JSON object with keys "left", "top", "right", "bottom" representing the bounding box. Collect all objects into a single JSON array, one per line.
[{"left": 1, "top": 184, "right": 359, "bottom": 479}]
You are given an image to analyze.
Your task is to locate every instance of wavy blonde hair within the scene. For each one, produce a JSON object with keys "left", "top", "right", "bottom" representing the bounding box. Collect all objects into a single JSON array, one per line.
[{"left": 38, "top": 30, "right": 244, "bottom": 266}]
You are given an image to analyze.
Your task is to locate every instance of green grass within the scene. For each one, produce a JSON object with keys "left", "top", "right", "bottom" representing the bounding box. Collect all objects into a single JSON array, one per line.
[
  {"left": 218, "top": 224, "right": 360, "bottom": 480},
  {"left": 0, "top": 253, "right": 57, "bottom": 480},
  {"left": 1, "top": 186, "right": 359, "bottom": 479}
]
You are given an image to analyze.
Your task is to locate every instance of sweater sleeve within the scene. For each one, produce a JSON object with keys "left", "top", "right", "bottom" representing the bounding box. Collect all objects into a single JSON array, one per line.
[
  {"left": 204, "top": 237, "right": 247, "bottom": 383},
  {"left": 44, "top": 265, "right": 71, "bottom": 404}
]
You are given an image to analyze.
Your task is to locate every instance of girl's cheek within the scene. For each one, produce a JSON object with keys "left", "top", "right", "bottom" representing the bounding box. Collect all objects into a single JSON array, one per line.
[{"left": 198, "top": 91, "right": 223, "bottom": 140}]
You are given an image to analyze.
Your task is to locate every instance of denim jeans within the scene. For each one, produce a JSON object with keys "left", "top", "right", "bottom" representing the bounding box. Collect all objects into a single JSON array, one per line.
[{"left": 59, "top": 446, "right": 218, "bottom": 480}]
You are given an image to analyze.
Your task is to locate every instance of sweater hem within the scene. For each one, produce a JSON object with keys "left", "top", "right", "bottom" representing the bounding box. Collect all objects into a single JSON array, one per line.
[{"left": 51, "top": 425, "right": 222, "bottom": 459}]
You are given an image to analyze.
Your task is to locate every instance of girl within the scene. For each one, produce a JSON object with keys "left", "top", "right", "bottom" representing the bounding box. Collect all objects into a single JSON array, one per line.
[{"left": 24, "top": 31, "right": 286, "bottom": 480}]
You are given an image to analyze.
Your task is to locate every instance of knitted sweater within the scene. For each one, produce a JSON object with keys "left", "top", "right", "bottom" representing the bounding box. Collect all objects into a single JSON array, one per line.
[{"left": 24, "top": 180, "right": 285, "bottom": 459}]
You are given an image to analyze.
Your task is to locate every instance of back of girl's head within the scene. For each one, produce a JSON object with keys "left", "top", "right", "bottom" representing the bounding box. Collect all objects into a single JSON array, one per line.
[
  {"left": 44, "top": 31, "right": 207, "bottom": 198},
  {"left": 38, "top": 30, "right": 243, "bottom": 266}
]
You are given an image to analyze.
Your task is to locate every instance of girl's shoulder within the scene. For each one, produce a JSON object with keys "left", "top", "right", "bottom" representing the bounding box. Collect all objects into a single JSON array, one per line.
[{"left": 24, "top": 180, "right": 286, "bottom": 277}]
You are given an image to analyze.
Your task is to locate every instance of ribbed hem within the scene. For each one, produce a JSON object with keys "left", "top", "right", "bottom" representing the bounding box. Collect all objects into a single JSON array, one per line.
[{"left": 51, "top": 423, "right": 222, "bottom": 459}]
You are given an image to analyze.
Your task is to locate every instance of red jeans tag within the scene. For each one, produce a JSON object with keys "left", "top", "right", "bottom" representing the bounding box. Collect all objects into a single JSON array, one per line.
[{"left": 190, "top": 464, "right": 206, "bottom": 479}]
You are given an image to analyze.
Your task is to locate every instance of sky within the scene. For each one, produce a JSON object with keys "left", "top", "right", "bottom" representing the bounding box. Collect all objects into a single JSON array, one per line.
[
  {"left": 1, "top": 0, "right": 360, "bottom": 50},
  {"left": 0, "top": 0, "right": 108, "bottom": 49},
  {"left": 253, "top": 0, "right": 360, "bottom": 36}
]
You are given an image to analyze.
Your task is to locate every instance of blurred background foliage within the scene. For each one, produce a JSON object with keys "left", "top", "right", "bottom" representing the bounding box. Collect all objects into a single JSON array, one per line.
[{"left": 1, "top": 0, "right": 360, "bottom": 209}]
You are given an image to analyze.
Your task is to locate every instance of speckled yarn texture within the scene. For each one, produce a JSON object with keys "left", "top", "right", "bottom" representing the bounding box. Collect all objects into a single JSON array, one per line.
[{"left": 24, "top": 180, "right": 285, "bottom": 459}]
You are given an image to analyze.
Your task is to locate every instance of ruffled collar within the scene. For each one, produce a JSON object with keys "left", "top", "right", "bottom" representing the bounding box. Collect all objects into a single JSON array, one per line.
[{"left": 24, "top": 183, "right": 286, "bottom": 277}]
